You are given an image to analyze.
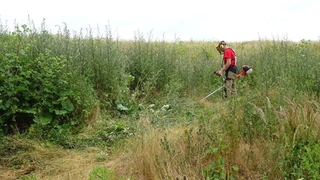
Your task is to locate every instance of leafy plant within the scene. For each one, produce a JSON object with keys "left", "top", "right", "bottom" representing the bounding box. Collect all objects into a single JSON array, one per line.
[
  {"left": 20, "top": 174, "right": 38, "bottom": 180},
  {"left": 281, "top": 141, "right": 320, "bottom": 179},
  {"left": 89, "top": 166, "right": 115, "bottom": 180},
  {"left": 204, "top": 146, "right": 238, "bottom": 180},
  {"left": 0, "top": 26, "right": 76, "bottom": 136}
]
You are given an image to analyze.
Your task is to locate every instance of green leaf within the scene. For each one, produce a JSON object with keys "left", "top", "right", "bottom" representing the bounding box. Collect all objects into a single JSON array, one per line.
[
  {"left": 35, "top": 115, "right": 52, "bottom": 126},
  {"left": 232, "top": 165, "right": 239, "bottom": 172},
  {"left": 210, "top": 162, "right": 217, "bottom": 169},
  {"left": 15, "top": 86, "right": 27, "bottom": 93},
  {"left": 218, "top": 157, "right": 224, "bottom": 166},
  {"left": 117, "top": 104, "right": 129, "bottom": 111},
  {"left": 62, "top": 99, "right": 74, "bottom": 112},
  {"left": 212, "top": 147, "right": 219, "bottom": 153},
  {"left": 0, "top": 104, "right": 7, "bottom": 110},
  {"left": 55, "top": 109, "right": 68, "bottom": 115},
  {"left": 125, "top": 74, "right": 135, "bottom": 82},
  {"left": 17, "top": 108, "right": 37, "bottom": 114}
]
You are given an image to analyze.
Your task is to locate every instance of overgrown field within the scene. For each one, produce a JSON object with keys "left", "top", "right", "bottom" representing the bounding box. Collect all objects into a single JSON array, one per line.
[{"left": 0, "top": 21, "right": 320, "bottom": 180}]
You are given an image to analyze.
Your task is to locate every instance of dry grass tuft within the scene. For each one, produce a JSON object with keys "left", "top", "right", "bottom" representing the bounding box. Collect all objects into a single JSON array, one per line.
[
  {"left": 104, "top": 116, "right": 203, "bottom": 180},
  {"left": 0, "top": 139, "right": 106, "bottom": 180},
  {"left": 34, "top": 149, "right": 103, "bottom": 180},
  {"left": 234, "top": 138, "right": 281, "bottom": 179}
]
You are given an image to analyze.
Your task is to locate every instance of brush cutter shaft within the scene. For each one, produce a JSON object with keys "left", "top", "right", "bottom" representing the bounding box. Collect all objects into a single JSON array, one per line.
[{"left": 201, "top": 85, "right": 225, "bottom": 101}]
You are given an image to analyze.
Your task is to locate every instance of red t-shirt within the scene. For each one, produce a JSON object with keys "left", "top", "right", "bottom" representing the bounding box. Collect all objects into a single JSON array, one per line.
[{"left": 223, "top": 48, "right": 237, "bottom": 66}]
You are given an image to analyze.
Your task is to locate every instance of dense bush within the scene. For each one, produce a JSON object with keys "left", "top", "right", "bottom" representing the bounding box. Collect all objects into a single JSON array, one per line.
[{"left": 0, "top": 26, "right": 75, "bottom": 136}]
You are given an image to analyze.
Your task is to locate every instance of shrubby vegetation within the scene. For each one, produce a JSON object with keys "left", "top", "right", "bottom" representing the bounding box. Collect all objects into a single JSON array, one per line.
[{"left": 0, "top": 20, "right": 319, "bottom": 179}]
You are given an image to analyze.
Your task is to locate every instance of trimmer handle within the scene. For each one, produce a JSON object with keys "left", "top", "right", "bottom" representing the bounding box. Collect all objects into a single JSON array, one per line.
[{"left": 214, "top": 71, "right": 221, "bottom": 77}]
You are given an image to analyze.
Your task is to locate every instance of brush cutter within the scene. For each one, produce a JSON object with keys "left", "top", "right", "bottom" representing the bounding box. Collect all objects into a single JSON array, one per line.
[
  {"left": 200, "top": 85, "right": 225, "bottom": 101},
  {"left": 214, "top": 65, "right": 252, "bottom": 79},
  {"left": 236, "top": 65, "right": 252, "bottom": 78},
  {"left": 201, "top": 65, "right": 253, "bottom": 101}
]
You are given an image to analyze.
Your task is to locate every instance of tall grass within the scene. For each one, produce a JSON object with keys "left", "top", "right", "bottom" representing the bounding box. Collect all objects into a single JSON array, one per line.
[
  {"left": 0, "top": 19, "right": 320, "bottom": 179},
  {"left": 106, "top": 95, "right": 319, "bottom": 179}
]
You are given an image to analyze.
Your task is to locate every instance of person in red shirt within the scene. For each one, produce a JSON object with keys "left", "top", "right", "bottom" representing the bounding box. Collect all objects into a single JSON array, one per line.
[{"left": 215, "top": 41, "right": 238, "bottom": 98}]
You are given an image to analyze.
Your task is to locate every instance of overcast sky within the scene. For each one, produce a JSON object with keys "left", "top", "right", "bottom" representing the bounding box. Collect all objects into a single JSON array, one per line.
[{"left": 1, "top": 0, "right": 319, "bottom": 42}]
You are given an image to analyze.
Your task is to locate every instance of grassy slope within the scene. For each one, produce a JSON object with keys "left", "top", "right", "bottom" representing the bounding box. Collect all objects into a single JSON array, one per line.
[
  {"left": 1, "top": 93, "right": 320, "bottom": 180},
  {"left": 0, "top": 97, "right": 273, "bottom": 180}
]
